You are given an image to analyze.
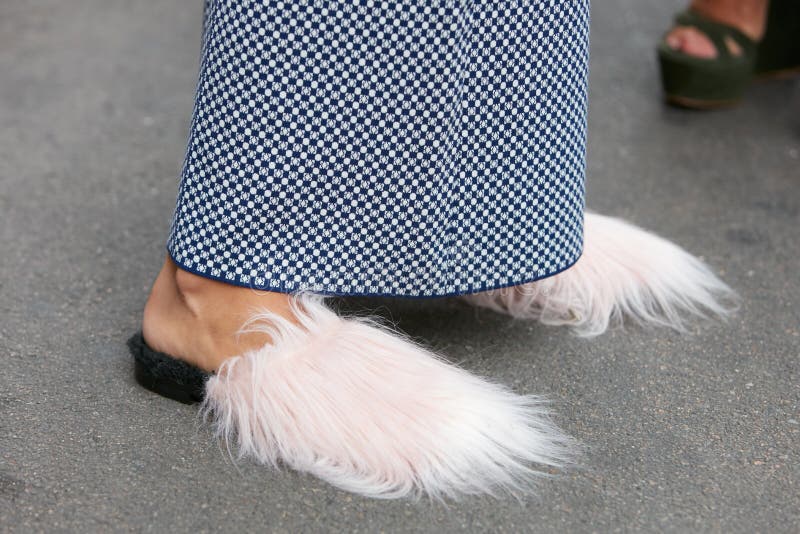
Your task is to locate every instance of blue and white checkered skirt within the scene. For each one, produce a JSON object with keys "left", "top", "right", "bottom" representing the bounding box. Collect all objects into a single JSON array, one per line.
[{"left": 167, "top": 0, "right": 589, "bottom": 297}]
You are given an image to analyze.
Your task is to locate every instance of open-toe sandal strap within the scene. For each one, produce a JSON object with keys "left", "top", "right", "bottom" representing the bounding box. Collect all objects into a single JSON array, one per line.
[{"left": 674, "top": 10, "right": 758, "bottom": 60}]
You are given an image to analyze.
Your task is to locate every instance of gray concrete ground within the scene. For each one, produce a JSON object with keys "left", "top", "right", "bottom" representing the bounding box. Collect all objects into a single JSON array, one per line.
[{"left": 1, "top": 0, "right": 798, "bottom": 532}]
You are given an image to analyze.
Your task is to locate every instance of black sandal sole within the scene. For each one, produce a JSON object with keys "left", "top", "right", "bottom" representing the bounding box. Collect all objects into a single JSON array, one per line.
[{"left": 127, "top": 332, "right": 210, "bottom": 405}]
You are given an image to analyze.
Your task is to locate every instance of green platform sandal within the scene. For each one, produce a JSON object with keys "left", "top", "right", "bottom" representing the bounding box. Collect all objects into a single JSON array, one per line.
[
  {"left": 658, "top": 1, "right": 800, "bottom": 109},
  {"left": 658, "top": 10, "right": 759, "bottom": 109}
]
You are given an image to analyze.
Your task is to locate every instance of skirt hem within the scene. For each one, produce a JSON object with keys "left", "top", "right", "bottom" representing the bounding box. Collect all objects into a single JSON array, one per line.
[{"left": 165, "top": 246, "right": 583, "bottom": 300}]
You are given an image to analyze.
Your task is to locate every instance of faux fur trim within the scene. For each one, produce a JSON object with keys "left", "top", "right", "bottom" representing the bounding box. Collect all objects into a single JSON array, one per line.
[
  {"left": 200, "top": 295, "right": 575, "bottom": 500},
  {"left": 462, "top": 212, "right": 737, "bottom": 337}
]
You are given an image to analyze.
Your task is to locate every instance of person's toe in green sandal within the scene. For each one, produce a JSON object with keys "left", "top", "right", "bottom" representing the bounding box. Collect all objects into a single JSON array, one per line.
[{"left": 658, "top": 0, "right": 800, "bottom": 110}]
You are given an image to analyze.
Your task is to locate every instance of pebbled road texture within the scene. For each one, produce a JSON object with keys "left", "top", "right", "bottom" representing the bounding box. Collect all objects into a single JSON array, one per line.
[{"left": 1, "top": 1, "right": 798, "bottom": 532}]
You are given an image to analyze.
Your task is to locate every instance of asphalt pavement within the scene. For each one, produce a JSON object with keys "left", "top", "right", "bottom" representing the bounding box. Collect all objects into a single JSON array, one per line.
[{"left": 1, "top": 0, "right": 798, "bottom": 532}]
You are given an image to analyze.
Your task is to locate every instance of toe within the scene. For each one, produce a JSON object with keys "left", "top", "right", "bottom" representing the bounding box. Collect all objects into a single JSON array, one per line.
[{"left": 665, "top": 26, "right": 718, "bottom": 59}]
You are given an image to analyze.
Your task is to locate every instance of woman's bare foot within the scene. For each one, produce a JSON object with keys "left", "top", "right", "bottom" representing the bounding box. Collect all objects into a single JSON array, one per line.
[
  {"left": 665, "top": 0, "right": 769, "bottom": 59},
  {"left": 142, "top": 256, "right": 296, "bottom": 372}
]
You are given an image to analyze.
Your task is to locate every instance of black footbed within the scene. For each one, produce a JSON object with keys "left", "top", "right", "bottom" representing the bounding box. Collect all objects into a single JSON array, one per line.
[{"left": 127, "top": 332, "right": 210, "bottom": 405}]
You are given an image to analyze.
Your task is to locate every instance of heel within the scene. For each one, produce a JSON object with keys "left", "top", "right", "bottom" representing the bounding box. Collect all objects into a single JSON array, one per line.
[{"left": 127, "top": 333, "right": 209, "bottom": 405}]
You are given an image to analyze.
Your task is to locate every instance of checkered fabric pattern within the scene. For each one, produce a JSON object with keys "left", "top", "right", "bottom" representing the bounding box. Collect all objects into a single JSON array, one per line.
[{"left": 167, "top": 0, "right": 589, "bottom": 297}]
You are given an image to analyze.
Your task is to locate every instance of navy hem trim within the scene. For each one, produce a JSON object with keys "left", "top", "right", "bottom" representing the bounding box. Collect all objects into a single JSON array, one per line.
[{"left": 166, "top": 246, "right": 584, "bottom": 300}]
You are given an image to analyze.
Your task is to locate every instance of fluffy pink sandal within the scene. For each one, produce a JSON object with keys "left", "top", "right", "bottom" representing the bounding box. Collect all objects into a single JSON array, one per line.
[
  {"left": 133, "top": 295, "right": 575, "bottom": 500},
  {"left": 462, "top": 212, "right": 736, "bottom": 336}
]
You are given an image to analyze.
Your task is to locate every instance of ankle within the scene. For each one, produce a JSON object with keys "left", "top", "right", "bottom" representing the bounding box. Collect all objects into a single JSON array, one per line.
[
  {"left": 171, "top": 268, "right": 295, "bottom": 334},
  {"left": 690, "top": 0, "right": 768, "bottom": 40},
  {"left": 142, "top": 258, "right": 296, "bottom": 371},
  {"left": 173, "top": 267, "right": 217, "bottom": 318},
  {"left": 142, "top": 260, "right": 215, "bottom": 370}
]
